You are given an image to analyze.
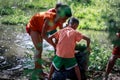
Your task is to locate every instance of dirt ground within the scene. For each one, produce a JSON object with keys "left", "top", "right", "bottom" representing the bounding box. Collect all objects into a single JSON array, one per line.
[{"left": 0, "top": 70, "right": 120, "bottom": 80}]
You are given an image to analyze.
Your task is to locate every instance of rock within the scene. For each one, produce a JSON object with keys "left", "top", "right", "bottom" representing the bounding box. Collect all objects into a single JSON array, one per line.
[{"left": 0, "top": 56, "right": 5, "bottom": 63}]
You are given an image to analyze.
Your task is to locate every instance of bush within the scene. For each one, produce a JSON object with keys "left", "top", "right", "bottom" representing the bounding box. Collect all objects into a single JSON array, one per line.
[{"left": 0, "top": 7, "right": 14, "bottom": 15}]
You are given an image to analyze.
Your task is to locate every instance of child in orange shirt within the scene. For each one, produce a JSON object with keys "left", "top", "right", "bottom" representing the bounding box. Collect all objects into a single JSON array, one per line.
[
  {"left": 26, "top": 4, "right": 72, "bottom": 77},
  {"left": 104, "top": 32, "right": 120, "bottom": 80},
  {"left": 47, "top": 17, "right": 90, "bottom": 80}
]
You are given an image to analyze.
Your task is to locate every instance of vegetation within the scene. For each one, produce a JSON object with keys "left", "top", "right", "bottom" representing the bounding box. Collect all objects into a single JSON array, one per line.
[
  {"left": 0, "top": 0, "right": 120, "bottom": 79},
  {"left": 0, "top": 0, "right": 109, "bottom": 30}
]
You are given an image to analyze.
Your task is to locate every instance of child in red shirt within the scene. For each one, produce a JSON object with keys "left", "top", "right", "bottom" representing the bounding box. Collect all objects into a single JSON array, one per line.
[{"left": 104, "top": 32, "right": 120, "bottom": 80}]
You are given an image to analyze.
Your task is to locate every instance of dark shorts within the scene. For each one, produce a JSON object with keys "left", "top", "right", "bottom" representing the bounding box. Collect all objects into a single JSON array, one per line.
[{"left": 112, "top": 46, "right": 120, "bottom": 57}]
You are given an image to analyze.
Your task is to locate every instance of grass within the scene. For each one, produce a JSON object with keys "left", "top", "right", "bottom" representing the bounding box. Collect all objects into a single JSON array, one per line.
[
  {"left": 0, "top": 0, "right": 120, "bottom": 79},
  {"left": 0, "top": 0, "right": 119, "bottom": 72},
  {"left": 0, "top": 0, "right": 110, "bottom": 31}
]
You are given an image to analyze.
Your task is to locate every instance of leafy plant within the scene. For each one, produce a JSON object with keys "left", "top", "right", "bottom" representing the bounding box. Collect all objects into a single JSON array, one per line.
[{"left": 0, "top": 7, "right": 14, "bottom": 15}]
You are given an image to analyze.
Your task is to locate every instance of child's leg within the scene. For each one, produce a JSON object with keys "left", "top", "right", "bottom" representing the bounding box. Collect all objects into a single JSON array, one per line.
[
  {"left": 30, "top": 31, "right": 47, "bottom": 76},
  {"left": 74, "top": 65, "right": 81, "bottom": 80},
  {"left": 48, "top": 64, "right": 55, "bottom": 80},
  {"left": 105, "top": 55, "right": 118, "bottom": 79}
]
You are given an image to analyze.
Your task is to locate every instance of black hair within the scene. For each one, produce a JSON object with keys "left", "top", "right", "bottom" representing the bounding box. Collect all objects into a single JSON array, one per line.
[
  {"left": 55, "top": 3, "right": 63, "bottom": 9},
  {"left": 68, "top": 17, "right": 79, "bottom": 25}
]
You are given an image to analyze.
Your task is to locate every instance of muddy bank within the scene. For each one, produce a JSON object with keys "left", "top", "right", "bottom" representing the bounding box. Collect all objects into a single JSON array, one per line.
[
  {"left": 0, "top": 24, "right": 120, "bottom": 80},
  {"left": 0, "top": 24, "right": 53, "bottom": 80}
]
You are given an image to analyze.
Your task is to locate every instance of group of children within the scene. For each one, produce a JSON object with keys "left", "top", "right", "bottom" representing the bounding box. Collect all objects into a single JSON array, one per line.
[{"left": 26, "top": 3, "right": 120, "bottom": 80}]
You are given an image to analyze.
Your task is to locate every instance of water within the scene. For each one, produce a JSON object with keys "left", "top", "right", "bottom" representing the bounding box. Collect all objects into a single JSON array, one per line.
[
  {"left": 0, "top": 24, "right": 111, "bottom": 60},
  {"left": 0, "top": 24, "right": 112, "bottom": 79},
  {"left": 0, "top": 24, "right": 55, "bottom": 79},
  {"left": 0, "top": 24, "right": 54, "bottom": 57}
]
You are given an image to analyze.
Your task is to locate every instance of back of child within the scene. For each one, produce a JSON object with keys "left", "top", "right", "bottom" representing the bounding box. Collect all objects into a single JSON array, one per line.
[{"left": 48, "top": 17, "right": 90, "bottom": 80}]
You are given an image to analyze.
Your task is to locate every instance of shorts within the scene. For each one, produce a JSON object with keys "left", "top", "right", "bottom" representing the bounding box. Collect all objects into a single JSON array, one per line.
[
  {"left": 112, "top": 46, "right": 120, "bottom": 57},
  {"left": 47, "top": 29, "right": 57, "bottom": 36},
  {"left": 26, "top": 23, "right": 41, "bottom": 35},
  {"left": 52, "top": 55, "right": 77, "bottom": 71}
]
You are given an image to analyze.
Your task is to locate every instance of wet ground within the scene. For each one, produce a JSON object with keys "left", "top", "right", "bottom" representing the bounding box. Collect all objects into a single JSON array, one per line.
[
  {"left": 0, "top": 24, "right": 53, "bottom": 80},
  {"left": 0, "top": 24, "right": 120, "bottom": 80}
]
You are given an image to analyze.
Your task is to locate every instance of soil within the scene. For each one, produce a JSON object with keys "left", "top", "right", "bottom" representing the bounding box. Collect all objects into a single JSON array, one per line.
[{"left": 0, "top": 56, "right": 120, "bottom": 80}]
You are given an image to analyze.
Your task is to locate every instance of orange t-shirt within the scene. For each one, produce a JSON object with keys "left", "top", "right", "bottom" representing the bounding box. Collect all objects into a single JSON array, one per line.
[
  {"left": 54, "top": 27, "right": 83, "bottom": 58},
  {"left": 27, "top": 11, "right": 61, "bottom": 33},
  {"left": 48, "top": 8, "right": 56, "bottom": 13}
]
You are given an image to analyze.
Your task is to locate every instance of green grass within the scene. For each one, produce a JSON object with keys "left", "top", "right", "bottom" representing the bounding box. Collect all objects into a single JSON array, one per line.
[
  {"left": 0, "top": 0, "right": 118, "bottom": 32},
  {"left": 0, "top": 0, "right": 109, "bottom": 31},
  {"left": 0, "top": 0, "right": 120, "bottom": 78}
]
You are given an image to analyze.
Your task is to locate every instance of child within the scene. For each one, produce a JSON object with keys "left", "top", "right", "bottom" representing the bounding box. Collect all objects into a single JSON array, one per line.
[
  {"left": 47, "top": 17, "right": 90, "bottom": 80},
  {"left": 26, "top": 4, "right": 72, "bottom": 77},
  {"left": 104, "top": 32, "right": 120, "bottom": 80}
]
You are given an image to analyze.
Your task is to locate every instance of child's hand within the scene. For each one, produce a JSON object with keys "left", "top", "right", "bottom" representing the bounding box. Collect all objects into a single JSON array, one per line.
[
  {"left": 86, "top": 47, "right": 91, "bottom": 53},
  {"left": 116, "top": 33, "right": 120, "bottom": 38}
]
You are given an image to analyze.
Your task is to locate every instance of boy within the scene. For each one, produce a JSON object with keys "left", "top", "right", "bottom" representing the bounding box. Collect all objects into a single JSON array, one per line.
[
  {"left": 47, "top": 17, "right": 90, "bottom": 80},
  {"left": 104, "top": 32, "right": 120, "bottom": 80}
]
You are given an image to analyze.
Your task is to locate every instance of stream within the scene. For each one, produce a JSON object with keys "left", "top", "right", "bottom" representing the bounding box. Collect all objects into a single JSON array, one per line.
[
  {"left": 0, "top": 24, "right": 119, "bottom": 80},
  {"left": 0, "top": 24, "right": 54, "bottom": 80}
]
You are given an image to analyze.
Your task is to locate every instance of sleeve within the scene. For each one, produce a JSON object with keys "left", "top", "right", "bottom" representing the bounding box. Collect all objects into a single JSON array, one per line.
[
  {"left": 44, "top": 12, "right": 56, "bottom": 27},
  {"left": 75, "top": 31, "right": 83, "bottom": 42},
  {"left": 44, "top": 12, "right": 56, "bottom": 21}
]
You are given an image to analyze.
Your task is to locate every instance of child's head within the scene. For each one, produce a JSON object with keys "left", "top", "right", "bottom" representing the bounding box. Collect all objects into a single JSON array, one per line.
[
  {"left": 56, "top": 5, "right": 72, "bottom": 24},
  {"left": 68, "top": 17, "right": 79, "bottom": 29},
  {"left": 55, "top": 3, "right": 63, "bottom": 9},
  {"left": 57, "top": 5, "right": 72, "bottom": 18}
]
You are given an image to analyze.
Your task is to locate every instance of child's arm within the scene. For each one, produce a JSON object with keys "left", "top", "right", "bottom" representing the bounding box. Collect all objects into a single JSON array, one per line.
[
  {"left": 41, "top": 19, "right": 57, "bottom": 48},
  {"left": 48, "top": 34, "right": 58, "bottom": 49},
  {"left": 41, "top": 19, "right": 49, "bottom": 40},
  {"left": 82, "top": 35, "right": 91, "bottom": 52}
]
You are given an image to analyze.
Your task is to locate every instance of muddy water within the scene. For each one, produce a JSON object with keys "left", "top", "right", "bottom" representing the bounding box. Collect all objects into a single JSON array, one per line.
[
  {"left": 0, "top": 24, "right": 113, "bottom": 79},
  {"left": 0, "top": 24, "right": 54, "bottom": 79},
  {"left": 0, "top": 24, "right": 54, "bottom": 56},
  {"left": 0, "top": 25, "right": 28, "bottom": 56}
]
